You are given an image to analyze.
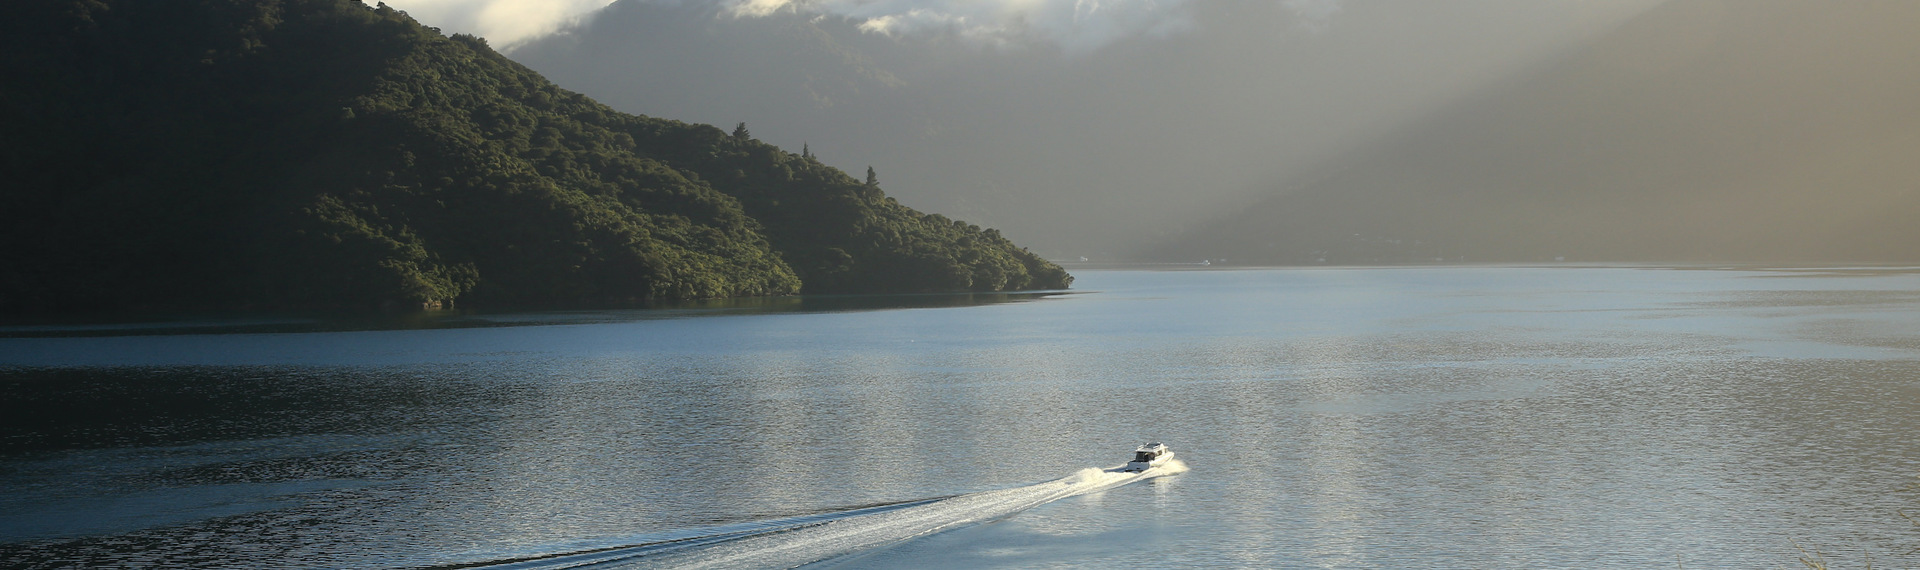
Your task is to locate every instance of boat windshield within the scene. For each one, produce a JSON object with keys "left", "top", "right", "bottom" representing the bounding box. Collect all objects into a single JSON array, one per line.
[{"left": 1133, "top": 451, "right": 1156, "bottom": 462}]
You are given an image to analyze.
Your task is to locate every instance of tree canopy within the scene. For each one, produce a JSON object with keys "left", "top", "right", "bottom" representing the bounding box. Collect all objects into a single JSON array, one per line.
[{"left": 0, "top": 0, "right": 1069, "bottom": 314}]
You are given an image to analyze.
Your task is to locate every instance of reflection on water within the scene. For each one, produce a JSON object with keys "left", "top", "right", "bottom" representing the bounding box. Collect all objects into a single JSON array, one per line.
[
  {"left": 0, "top": 291, "right": 1069, "bottom": 338},
  {"left": 3, "top": 267, "right": 1920, "bottom": 568}
]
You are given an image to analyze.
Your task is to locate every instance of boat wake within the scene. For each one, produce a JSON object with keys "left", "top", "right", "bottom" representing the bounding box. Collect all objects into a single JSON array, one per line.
[{"left": 452, "top": 460, "right": 1185, "bottom": 570}]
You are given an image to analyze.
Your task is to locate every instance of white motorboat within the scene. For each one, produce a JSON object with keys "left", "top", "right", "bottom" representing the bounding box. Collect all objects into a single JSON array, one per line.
[{"left": 1123, "top": 442, "right": 1173, "bottom": 472}]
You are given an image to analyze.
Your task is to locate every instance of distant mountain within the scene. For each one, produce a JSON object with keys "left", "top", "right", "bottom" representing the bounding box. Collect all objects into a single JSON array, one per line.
[
  {"left": 1161, "top": 0, "right": 1920, "bottom": 264},
  {"left": 508, "top": 0, "right": 1145, "bottom": 256},
  {"left": 0, "top": 0, "right": 1068, "bottom": 315},
  {"left": 510, "top": 0, "right": 1657, "bottom": 258}
]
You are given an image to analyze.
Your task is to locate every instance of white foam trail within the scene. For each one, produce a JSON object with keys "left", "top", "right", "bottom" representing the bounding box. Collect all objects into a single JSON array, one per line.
[{"left": 612, "top": 460, "right": 1186, "bottom": 569}]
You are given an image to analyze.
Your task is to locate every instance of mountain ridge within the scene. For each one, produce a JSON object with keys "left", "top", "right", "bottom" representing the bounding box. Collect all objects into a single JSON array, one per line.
[{"left": 0, "top": 0, "right": 1069, "bottom": 316}]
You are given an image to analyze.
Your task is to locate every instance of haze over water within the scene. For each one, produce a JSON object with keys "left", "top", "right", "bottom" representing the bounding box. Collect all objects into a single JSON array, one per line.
[{"left": 4, "top": 267, "right": 1919, "bottom": 567}]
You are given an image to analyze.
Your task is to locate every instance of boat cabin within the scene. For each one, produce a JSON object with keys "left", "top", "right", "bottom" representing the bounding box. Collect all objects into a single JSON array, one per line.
[{"left": 1132, "top": 443, "right": 1169, "bottom": 463}]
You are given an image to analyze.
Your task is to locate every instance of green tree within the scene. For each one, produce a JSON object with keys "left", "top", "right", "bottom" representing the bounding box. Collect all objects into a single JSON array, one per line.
[{"left": 0, "top": 0, "right": 1070, "bottom": 315}]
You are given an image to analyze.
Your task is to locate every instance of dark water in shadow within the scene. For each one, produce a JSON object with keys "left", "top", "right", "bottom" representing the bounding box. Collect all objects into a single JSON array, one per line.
[
  {"left": 0, "top": 291, "right": 1068, "bottom": 338},
  {"left": 3, "top": 267, "right": 1919, "bottom": 568}
]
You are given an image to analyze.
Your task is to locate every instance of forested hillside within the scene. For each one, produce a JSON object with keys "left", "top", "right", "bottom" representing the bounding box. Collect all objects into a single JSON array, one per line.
[{"left": 0, "top": 0, "right": 1068, "bottom": 315}]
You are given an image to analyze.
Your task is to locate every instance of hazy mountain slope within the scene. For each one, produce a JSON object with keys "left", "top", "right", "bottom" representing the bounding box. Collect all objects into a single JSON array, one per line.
[
  {"left": 509, "top": 0, "right": 1661, "bottom": 257},
  {"left": 0, "top": 0, "right": 1067, "bottom": 315},
  {"left": 1164, "top": 0, "right": 1920, "bottom": 264}
]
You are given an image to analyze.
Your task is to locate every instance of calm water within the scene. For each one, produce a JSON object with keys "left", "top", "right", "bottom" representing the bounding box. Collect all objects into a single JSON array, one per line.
[{"left": 3, "top": 267, "right": 1919, "bottom": 568}]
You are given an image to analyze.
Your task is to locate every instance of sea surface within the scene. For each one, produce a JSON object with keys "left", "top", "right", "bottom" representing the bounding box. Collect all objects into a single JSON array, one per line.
[{"left": 3, "top": 266, "right": 1919, "bottom": 568}]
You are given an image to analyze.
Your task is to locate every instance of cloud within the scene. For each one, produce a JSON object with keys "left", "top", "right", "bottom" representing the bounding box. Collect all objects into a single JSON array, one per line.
[
  {"left": 722, "top": 0, "right": 1210, "bottom": 54},
  {"left": 389, "top": 0, "right": 1345, "bottom": 53},
  {"left": 381, "top": 0, "right": 618, "bottom": 47},
  {"left": 1282, "top": 0, "right": 1342, "bottom": 31}
]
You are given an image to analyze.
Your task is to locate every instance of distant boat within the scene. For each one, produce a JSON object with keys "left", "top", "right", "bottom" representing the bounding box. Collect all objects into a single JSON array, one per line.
[{"left": 1123, "top": 442, "right": 1174, "bottom": 472}]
